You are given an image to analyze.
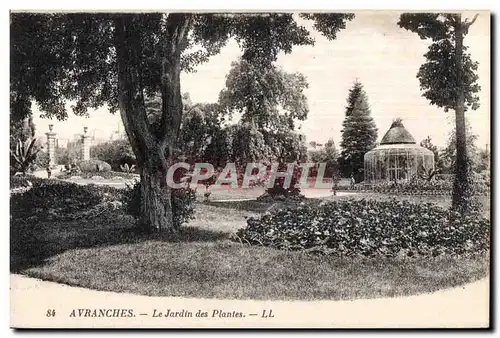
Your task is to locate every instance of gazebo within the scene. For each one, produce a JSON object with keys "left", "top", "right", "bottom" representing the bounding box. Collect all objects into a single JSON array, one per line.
[{"left": 364, "top": 119, "right": 435, "bottom": 183}]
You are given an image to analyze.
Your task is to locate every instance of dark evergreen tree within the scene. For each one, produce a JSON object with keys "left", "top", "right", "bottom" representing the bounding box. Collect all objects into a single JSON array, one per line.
[{"left": 339, "top": 81, "right": 378, "bottom": 182}]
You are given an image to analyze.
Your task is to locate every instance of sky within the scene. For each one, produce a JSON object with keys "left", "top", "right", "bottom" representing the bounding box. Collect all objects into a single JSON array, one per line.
[{"left": 33, "top": 11, "right": 491, "bottom": 150}]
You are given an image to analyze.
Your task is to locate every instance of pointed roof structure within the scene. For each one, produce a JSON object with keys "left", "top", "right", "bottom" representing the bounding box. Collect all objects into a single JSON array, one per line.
[{"left": 380, "top": 118, "right": 416, "bottom": 145}]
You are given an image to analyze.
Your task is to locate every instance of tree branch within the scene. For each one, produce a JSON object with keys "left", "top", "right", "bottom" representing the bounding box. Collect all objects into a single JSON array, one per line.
[
  {"left": 114, "top": 15, "right": 155, "bottom": 163},
  {"left": 463, "top": 13, "right": 479, "bottom": 29},
  {"left": 159, "top": 13, "right": 193, "bottom": 149}
]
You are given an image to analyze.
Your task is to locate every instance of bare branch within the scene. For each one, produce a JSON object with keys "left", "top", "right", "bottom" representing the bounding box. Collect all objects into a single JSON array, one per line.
[{"left": 463, "top": 13, "right": 479, "bottom": 29}]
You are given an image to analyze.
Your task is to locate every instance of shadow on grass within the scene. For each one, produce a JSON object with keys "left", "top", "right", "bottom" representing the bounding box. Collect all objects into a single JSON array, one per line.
[
  {"left": 204, "top": 200, "right": 271, "bottom": 213},
  {"left": 10, "top": 212, "right": 230, "bottom": 273}
]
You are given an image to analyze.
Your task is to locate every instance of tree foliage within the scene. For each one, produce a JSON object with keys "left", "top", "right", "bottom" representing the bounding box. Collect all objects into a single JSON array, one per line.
[
  {"left": 10, "top": 12, "right": 355, "bottom": 232},
  {"left": 218, "top": 59, "right": 309, "bottom": 166},
  {"left": 90, "top": 139, "right": 136, "bottom": 171},
  {"left": 56, "top": 140, "right": 82, "bottom": 166},
  {"left": 308, "top": 138, "right": 339, "bottom": 178},
  {"left": 339, "top": 81, "right": 378, "bottom": 181},
  {"left": 417, "top": 40, "right": 480, "bottom": 112},
  {"left": 10, "top": 114, "right": 35, "bottom": 145},
  {"left": 419, "top": 136, "right": 440, "bottom": 167},
  {"left": 219, "top": 59, "right": 309, "bottom": 132},
  {"left": 11, "top": 13, "right": 354, "bottom": 122},
  {"left": 441, "top": 119, "right": 479, "bottom": 173}
]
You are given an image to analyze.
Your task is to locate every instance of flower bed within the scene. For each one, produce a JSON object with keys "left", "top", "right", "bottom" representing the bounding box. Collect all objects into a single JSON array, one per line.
[
  {"left": 334, "top": 178, "right": 489, "bottom": 196},
  {"left": 235, "top": 199, "right": 490, "bottom": 257}
]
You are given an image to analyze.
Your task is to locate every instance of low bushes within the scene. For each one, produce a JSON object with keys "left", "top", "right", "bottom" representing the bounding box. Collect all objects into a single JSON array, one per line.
[
  {"left": 90, "top": 139, "right": 136, "bottom": 171},
  {"left": 236, "top": 199, "right": 490, "bottom": 257},
  {"left": 10, "top": 175, "right": 44, "bottom": 189},
  {"left": 256, "top": 192, "right": 306, "bottom": 203},
  {"left": 370, "top": 180, "right": 452, "bottom": 194},
  {"left": 77, "top": 159, "right": 112, "bottom": 173},
  {"left": 11, "top": 176, "right": 197, "bottom": 229},
  {"left": 10, "top": 179, "right": 122, "bottom": 221}
]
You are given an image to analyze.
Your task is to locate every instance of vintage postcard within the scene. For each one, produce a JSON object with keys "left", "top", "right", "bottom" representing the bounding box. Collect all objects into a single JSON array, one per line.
[{"left": 9, "top": 9, "right": 491, "bottom": 329}]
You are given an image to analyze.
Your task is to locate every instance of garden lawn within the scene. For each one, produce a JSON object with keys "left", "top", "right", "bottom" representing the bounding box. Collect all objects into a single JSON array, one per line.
[{"left": 11, "top": 201, "right": 489, "bottom": 301}]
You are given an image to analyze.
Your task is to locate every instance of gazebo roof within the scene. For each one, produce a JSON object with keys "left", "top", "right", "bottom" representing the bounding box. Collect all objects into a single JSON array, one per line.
[{"left": 380, "top": 119, "right": 416, "bottom": 145}]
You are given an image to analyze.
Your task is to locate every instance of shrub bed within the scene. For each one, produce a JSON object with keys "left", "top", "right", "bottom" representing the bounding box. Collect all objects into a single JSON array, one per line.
[
  {"left": 236, "top": 199, "right": 490, "bottom": 257},
  {"left": 10, "top": 175, "right": 45, "bottom": 189},
  {"left": 10, "top": 179, "right": 122, "bottom": 221},
  {"left": 77, "top": 159, "right": 112, "bottom": 172}
]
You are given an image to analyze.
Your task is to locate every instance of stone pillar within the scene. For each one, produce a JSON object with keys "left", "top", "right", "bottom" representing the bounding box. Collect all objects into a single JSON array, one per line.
[
  {"left": 80, "top": 127, "right": 91, "bottom": 161},
  {"left": 45, "top": 124, "right": 57, "bottom": 167}
]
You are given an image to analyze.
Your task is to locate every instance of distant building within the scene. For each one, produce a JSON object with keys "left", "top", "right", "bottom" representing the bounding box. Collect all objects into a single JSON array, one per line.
[{"left": 307, "top": 141, "right": 324, "bottom": 152}]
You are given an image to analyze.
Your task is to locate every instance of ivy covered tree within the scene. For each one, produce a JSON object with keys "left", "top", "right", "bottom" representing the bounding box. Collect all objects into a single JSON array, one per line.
[
  {"left": 10, "top": 12, "right": 354, "bottom": 233},
  {"left": 339, "top": 80, "right": 378, "bottom": 182},
  {"left": 398, "top": 13, "right": 481, "bottom": 214}
]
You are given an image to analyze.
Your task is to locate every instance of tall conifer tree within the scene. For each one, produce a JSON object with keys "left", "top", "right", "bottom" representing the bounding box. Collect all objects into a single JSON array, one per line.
[{"left": 339, "top": 81, "right": 378, "bottom": 182}]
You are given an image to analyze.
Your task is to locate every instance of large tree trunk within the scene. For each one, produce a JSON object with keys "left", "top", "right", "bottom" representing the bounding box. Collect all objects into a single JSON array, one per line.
[
  {"left": 139, "top": 152, "right": 174, "bottom": 232},
  {"left": 113, "top": 14, "right": 190, "bottom": 233},
  {"left": 452, "top": 15, "right": 472, "bottom": 214}
]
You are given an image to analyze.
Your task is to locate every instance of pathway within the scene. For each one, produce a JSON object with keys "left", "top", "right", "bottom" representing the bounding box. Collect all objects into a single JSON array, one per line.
[{"left": 10, "top": 274, "right": 489, "bottom": 328}]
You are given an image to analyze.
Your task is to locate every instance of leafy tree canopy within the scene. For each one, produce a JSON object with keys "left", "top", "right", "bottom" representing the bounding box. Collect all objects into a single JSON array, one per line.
[
  {"left": 11, "top": 12, "right": 354, "bottom": 122},
  {"left": 398, "top": 13, "right": 480, "bottom": 113},
  {"left": 219, "top": 59, "right": 309, "bottom": 133}
]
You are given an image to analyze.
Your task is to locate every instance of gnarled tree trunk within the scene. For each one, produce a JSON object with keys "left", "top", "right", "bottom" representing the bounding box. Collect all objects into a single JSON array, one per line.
[{"left": 139, "top": 152, "right": 174, "bottom": 232}]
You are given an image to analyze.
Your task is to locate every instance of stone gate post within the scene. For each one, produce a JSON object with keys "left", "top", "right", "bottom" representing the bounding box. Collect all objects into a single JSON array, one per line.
[
  {"left": 80, "top": 127, "right": 91, "bottom": 161},
  {"left": 45, "top": 124, "right": 57, "bottom": 167}
]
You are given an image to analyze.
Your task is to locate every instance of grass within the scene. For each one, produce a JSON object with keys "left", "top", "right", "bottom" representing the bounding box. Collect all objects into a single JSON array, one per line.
[
  {"left": 23, "top": 239, "right": 488, "bottom": 301},
  {"left": 11, "top": 192, "right": 490, "bottom": 300}
]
